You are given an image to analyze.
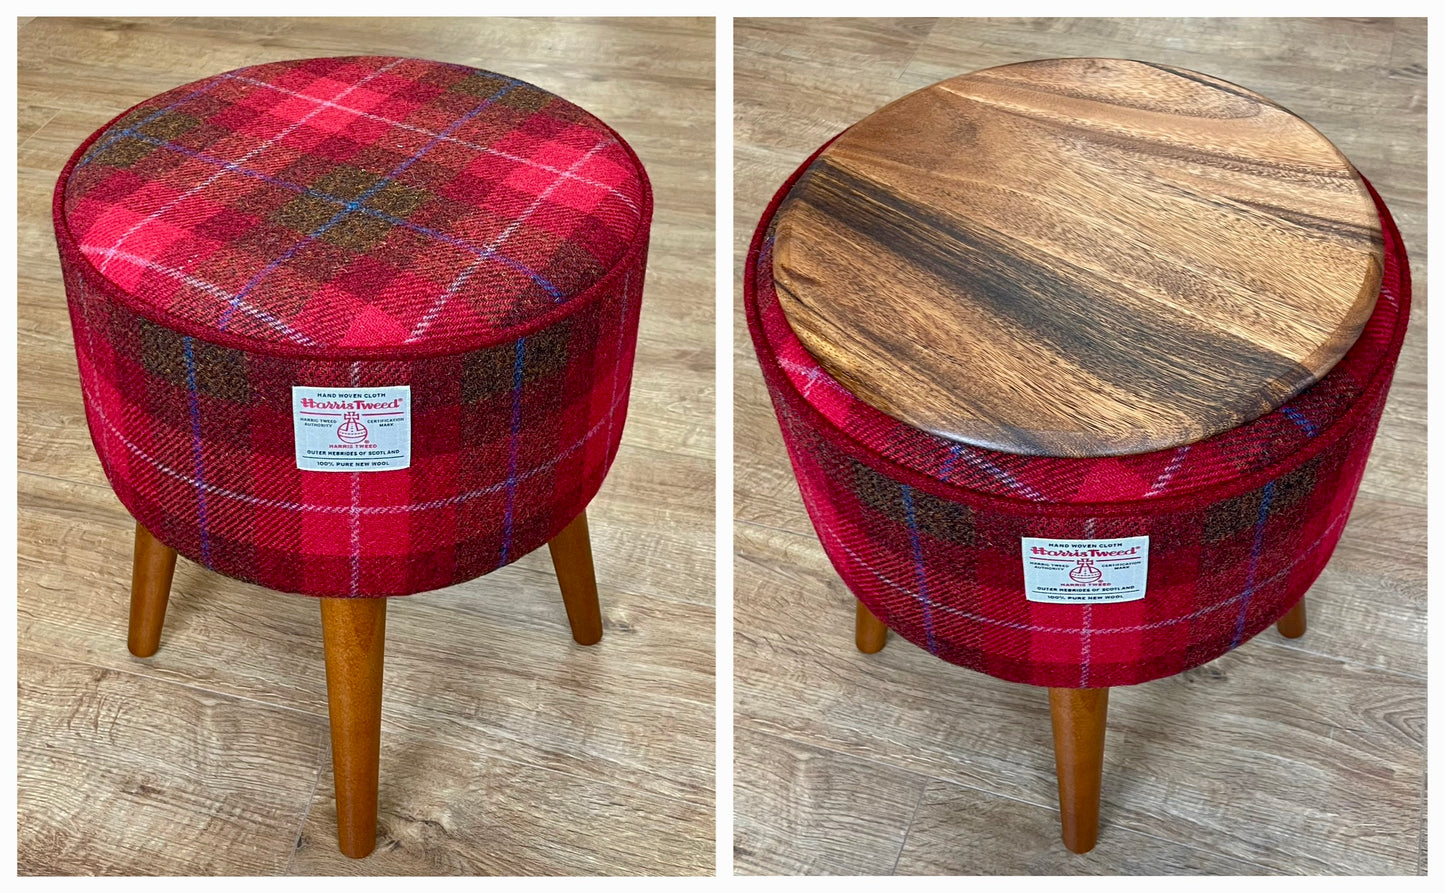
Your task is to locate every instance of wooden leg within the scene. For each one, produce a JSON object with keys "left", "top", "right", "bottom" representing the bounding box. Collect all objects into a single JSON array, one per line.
[
  {"left": 1276, "top": 598, "right": 1307, "bottom": 639},
  {"left": 547, "top": 510, "right": 603, "bottom": 646},
  {"left": 1049, "top": 687, "right": 1109, "bottom": 854},
  {"left": 128, "top": 523, "right": 177, "bottom": 658},
  {"left": 320, "top": 597, "right": 386, "bottom": 859},
  {"left": 855, "top": 600, "right": 887, "bottom": 653}
]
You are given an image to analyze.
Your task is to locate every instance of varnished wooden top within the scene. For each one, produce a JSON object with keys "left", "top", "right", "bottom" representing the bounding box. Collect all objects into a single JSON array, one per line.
[{"left": 773, "top": 58, "right": 1383, "bottom": 457}]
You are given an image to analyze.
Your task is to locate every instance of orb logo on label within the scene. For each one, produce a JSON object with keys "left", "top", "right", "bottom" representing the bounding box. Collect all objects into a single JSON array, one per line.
[
  {"left": 336, "top": 411, "right": 370, "bottom": 445},
  {"left": 1068, "top": 557, "right": 1105, "bottom": 585}
]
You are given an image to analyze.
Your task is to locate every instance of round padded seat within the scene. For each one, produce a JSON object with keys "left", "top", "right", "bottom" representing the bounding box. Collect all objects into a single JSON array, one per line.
[
  {"left": 746, "top": 61, "right": 1410, "bottom": 689},
  {"left": 55, "top": 55, "right": 651, "bottom": 597}
]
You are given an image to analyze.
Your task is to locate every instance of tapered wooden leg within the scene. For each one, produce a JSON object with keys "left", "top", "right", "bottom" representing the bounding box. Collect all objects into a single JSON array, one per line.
[
  {"left": 856, "top": 600, "right": 887, "bottom": 653},
  {"left": 320, "top": 597, "right": 386, "bottom": 859},
  {"left": 548, "top": 510, "right": 603, "bottom": 646},
  {"left": 1276, "top": 598, "right": 1307, "bottom": 639},
  {"left": 128, "top": 523, "right": 177, "bottom": 658},
  {"left": 1049, "top": 687, "right": 1109, "bottom": 854}
]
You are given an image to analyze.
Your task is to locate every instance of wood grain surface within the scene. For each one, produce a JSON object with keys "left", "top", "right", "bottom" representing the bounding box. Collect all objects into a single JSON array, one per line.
[
  {"left": 735, "top": 17, "right": 1425, "bottom": 876},
  {"left": 773, "top": 57, "right": 1385, "bottom": 456},
  {"left": 18, "top": 15, "right": 714, "bottom": 877},
  {"left": 320, "top": 597, "right": 388, "bottom": 859},
  {"left": 127, "top": 522, "right": 177, "bottom": 658}
]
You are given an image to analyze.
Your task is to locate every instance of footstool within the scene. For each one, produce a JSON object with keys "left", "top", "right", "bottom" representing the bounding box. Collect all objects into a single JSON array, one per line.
[
  {"left": 53, "top": 56, "right": 651, "bottom": 858},
  {"left": 746, "top": 59, "right": 1410, "bottom": 853}
]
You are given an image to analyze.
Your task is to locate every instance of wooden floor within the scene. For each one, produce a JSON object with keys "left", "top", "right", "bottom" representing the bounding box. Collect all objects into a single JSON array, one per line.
[
  {"left": 733, "top": 18, "right": 1426, "bottom": 876},
  {"left": 17, "top": 17, "right": 715, "bottom": 876}
]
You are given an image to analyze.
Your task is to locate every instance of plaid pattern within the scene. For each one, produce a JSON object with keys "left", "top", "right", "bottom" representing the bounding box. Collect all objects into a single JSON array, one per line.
[
  {"left": 54, "top": 57, "right": 651, "bottom": 597},
  {"left": 746, "top": 142, "right": 1410, "bottom": 688},
  {"left": 60, "top": 56, "right": 649, "bottom": 353}
]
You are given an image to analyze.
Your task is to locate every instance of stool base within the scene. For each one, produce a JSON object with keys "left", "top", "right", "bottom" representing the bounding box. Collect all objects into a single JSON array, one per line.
[
  {"left": 1277, "top": 598, "right": 1308, "bottom": 639},
  {"left": 847, "top": 584, "right": 1317, "bottom": 854},
  {"left": 855, "top": 600, "right": 888, "bottom": 653},
  {"left": 121, "top": 506, "right": 610, "bottom": 859},
  {"left": 128, "top": 523, "right": 177, "bottom": 658},
  {"left": 1049, "top": 687, "right": 1108, "bottom": 854},
  {"left": 321, "top": 597, "right": 386, "bottom": 859},
  {"left": 548, "top": 509, "right": 604, "bottom": 646}
]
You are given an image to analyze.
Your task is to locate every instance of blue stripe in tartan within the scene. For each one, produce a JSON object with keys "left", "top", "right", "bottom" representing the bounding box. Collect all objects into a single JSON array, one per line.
[
  {"left": 901, "top": 484, "right": 939, "bottom": 655},
  {"left": 76, "top": 76, "right": 225, "bottom": 170},
  {"left": 1230, "top": 480, "right": 1275, "bottom": 648},
  {"left": 499, "top": 336, "right": 527, "bottom": 564},
  {"left": 107, "top": 132, "right": 560, "bottom": 298},
  {"left": 1283, "top": 406, "right": 1317, "bottom": 437},
  {"left": 939, "top": 441, "right": 965, "bottom": 480},
  {"left": 216, "top": 77, "right": 524, "bottom": 331},
  {"left": 182, "top": 337, "right": 212, "bottom": 566}
]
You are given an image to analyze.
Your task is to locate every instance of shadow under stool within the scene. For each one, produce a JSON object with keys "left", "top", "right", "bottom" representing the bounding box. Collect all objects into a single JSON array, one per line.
[
  {"left": 54, "top": 56, "right": 651, "bottom": 859},
  {"left": 746, "top": 58, "right": 1410, "bottom": 854}
]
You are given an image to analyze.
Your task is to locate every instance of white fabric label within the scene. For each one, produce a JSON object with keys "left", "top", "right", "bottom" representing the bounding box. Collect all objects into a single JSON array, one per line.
[
  {"left": 1021, "top": 536, "right": 1149, "bottom": 604},
  {"left": 292, "top": 386, "right": 411, "bottom": 472}
]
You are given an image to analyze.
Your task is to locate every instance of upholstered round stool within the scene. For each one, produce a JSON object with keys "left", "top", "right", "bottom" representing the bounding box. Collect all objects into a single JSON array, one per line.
[
  {"left": 54, "top": 56, "right": 650, "bottom": 858},
  {"left": 746, "top": 59, "right": 1409, "bottom": 854}
]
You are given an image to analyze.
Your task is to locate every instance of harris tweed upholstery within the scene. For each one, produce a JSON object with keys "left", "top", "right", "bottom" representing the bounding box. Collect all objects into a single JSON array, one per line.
[
  {"left": 55, "top": 56, "right": 651, "bottom": 596},
  {"left": 746, "top": 142, "right": 1410, "bottom": 688}
]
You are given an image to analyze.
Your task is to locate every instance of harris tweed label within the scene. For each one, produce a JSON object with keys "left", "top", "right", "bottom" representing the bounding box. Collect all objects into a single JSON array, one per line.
[
  {"left": 1021, "top": 536, "right": 1149, "bottom": 604},
  {"left": 292, "top": 386, "right": 411, "bottom": 472}
]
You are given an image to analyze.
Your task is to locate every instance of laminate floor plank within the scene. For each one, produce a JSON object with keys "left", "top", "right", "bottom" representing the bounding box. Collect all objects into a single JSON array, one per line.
[
  {"left": 894, "top": 779, "right": 1272, "bottom": 875},
  {"left": 18, "top": 650, "right": 328, "bottom": 876},
  {"left": 1418, "top": 794, "right": 1428, "bottom": 874},
  {"left": 733, "top": 17, "right": 939, "bottom": 147},
  {"left": 733, "top": 724, "right": 927, "bottom": 876},
  {"left": 17, "top": 103, "right": 60, "bottom": 148},
  {"left": 289, "top": 736, "right": 712, "bottom": 876}
]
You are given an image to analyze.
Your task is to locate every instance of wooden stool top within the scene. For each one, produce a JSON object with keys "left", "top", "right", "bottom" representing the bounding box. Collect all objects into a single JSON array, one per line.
[{"left": 772, "top": 58, "right": 1383, "bottom": 457}]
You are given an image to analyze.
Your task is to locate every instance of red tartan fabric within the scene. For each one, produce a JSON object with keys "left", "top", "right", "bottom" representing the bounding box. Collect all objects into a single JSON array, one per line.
[
  {"left": 60, "top": 56, "right": 648, "bottom": 353},
  {"left": 55, "top": 57, "right": 651, "bottom": 597},
  {"left": 746, "top": 143, "right": 1410, "bottom": 688}
]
